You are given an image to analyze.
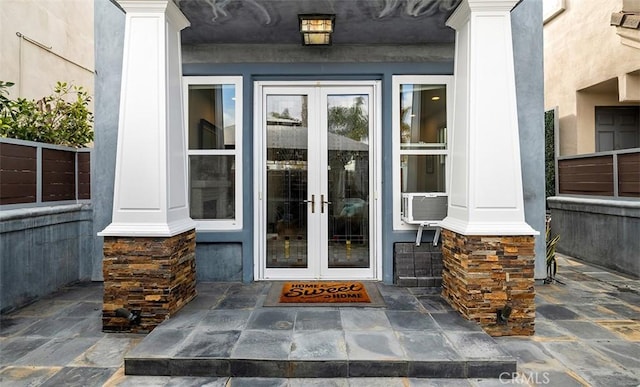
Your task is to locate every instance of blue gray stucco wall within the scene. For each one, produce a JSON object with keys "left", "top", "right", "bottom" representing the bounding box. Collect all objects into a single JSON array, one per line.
[
  {"left": 512, "top": 0, "right": 546, "bottom": 279},
  {"left": 92, "top": 0, "right": 124, "bottom": 281},
  {"left": 92, "top": 0, "right": 545, "bottom": 283},
  {"left": 0, "top": 205, "right": 93, "bottom": 313}
]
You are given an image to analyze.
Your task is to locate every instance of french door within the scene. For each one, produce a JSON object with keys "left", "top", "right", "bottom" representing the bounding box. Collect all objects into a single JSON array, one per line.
[{"left": 255, "top": 81, "right": 380, "bottom": 280}]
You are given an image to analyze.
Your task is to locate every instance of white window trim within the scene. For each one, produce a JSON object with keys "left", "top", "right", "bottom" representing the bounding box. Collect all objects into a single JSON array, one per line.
[
  {"left": 182, "top": 76, "right": 243, "bottom": 231},
  {"left": 392, "top": 75, "right": 453, "bottom": 230}
]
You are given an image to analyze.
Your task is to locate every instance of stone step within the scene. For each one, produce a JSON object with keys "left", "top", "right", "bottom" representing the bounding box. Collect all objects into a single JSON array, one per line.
[{"left": 124, "top": 357, "right": 517, "bottom": 378}]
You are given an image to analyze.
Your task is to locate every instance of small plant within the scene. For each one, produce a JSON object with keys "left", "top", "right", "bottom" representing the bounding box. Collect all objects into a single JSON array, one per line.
[
  {"left": 0, "top": 81, "right": 93, "bottom": 147},
  {"left": 544, "top": 215, "right": 562, "bottom": 284}
]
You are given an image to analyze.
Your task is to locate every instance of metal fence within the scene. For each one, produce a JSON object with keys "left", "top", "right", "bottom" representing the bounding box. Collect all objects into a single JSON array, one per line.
[
  {"left": 0, "top": 138, "right": 91, "bottom": 208},
  {"left": 557, "top": 148, "right": 640, "bottom": 198}
]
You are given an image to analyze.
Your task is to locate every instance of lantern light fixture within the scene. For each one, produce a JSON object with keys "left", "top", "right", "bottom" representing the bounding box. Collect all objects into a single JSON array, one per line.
[{"left": 299, "top": 14, "right": 335, "bottom": 46}]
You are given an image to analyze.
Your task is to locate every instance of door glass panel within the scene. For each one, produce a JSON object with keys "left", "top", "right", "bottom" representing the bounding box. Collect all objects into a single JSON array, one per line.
[
  {"left": 326, "top": 95, "right": 370, "bottom": 268},
  {"left": 266, "top": 95, "right": 309, "bottom": 268}
]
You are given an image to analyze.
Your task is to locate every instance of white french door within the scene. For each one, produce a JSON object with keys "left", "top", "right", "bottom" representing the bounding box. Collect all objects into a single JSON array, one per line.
[{"left": 254, "top": 81, "right": 380, "bottom": 280}]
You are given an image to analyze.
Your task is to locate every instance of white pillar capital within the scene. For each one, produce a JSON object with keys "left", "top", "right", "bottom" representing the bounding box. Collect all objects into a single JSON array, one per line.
[
  {"left": 99, "top": 0, "right": 195, "bottom": 237},
  {"left": 440, "top": 0, "right": 538, "bottom": 236}
]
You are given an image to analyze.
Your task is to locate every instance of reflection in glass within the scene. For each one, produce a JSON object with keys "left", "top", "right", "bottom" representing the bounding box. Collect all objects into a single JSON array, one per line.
[
  {"left": 399, "top": 84, "right": 447, "bottom": 149},
  {"left": 266, "top": 95, "right": 309, "bottom": 268},
  {"left": 188, "top": 85, "right": 236, "bottom": 150},
  {"left": 189, "top": 155, "right": 235, "bottom": 219},
  {"left": 327, "top": 95, "right": 370, "bottom": 269},
  {"left": 401, "top": 154, "right": 446, "bottom": 193}
]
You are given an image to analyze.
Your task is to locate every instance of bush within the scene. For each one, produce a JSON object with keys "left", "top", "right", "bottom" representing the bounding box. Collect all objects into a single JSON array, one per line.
[{"left": 0, "top": 81, "right": 93, "bottom": 147}]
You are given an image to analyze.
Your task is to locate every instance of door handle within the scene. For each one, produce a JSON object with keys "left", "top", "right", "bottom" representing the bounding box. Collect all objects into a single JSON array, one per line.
[
  {"left": 303, "top": 194, "right": 315, "bottom": 213},
  {"left": 321, "top": 194, "right": 332, "bottom": 213}
]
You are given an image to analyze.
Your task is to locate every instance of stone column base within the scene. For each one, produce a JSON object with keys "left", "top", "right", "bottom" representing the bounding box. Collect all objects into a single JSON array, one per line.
[
  {"left": 441, "top": 229, "right": 536, "bottom": 336},
  {"left": 102, "top": 229, "right": 197, "bottom": 333}
]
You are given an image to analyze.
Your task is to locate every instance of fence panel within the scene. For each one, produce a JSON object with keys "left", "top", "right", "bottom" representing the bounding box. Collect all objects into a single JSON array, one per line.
[
  {"left": 558, "top": 155, "right": 614, "bottom": 196},
  {"left": 618, "top": 152, "right": 640, "bottom": 197},
  {"left": 0, "top": 143, "right": 37, "bottom": 205},
  {"left": 0, "top": 139, "right": 91, "bottom": 207}
]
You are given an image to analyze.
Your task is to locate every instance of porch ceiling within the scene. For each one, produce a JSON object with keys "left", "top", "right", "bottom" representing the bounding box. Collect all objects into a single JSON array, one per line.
[{"left": 176, "top": 0, "right": 462, "bottom": 45}]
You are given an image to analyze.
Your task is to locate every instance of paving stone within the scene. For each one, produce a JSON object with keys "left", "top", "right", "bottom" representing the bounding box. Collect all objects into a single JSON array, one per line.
[
  {"left": 229, "top": 360, "right": 290, "bottom": 378},
  {"left": 348, "top": 361, "right": 408, "bottom": 377},
  {"left": 169, "top": 359, "right": 230, "bottom": 377},
  {"left": 596, "top": 320, "right": 640, "bottom": 340},
  {"left": 226, "top": 377, "right": 288, "bottom": 386},
  {"left": 408, "top": 362, "right": 467, "bottom": 378},
  {"left": 0, "top": 366, "right": 60, "bottom": 387},
  {"left": 565, "top": 303, "right": 622, "bottom": 320},
  {"left": 344, "top": 331, "right": 404, "bottom": 360},
  {"left": 532, "top": 320, "right": 574, "bottom": 338},
  {"left": 13, "top": 337, "right": 100, "bottom": 367},
  {"left": 386, "top": 311, "right": 437, "bottom": 331},
  {"left": 231, "top": 331, "right": 292, "bottom": 360},
  {"left": 69, "top": 336, "right": 139, "bottom": 368},
  {"left": 0, "top": 316, "right": 38, "bottom": 337},
  {"left": 288, "top": 360, "right": 348, "bottom": 377},
  {"left": 541, "top": 341, "right": 629, "bottom": 375},
  {"left": 39, "top": 366, "right": 116, "bottom": 387},
  {"left": 155, "top": 310, "right": 207, "bottom": 330},
  {"left": 340, "top": 310, "right": 392, "bottom": 331},
  {"left": 590, "top": 341, "right": 640, "bottom": 371},
  {"left": 246, "top": 309, "right": 296, "bottom": 330},
  {"left": 348, "top": 377, "right": 410, "bottom": 387},
  {"left": 200, "top": 310, "right": 252, "bottom": 331},
  {"left": 165, "top": 376, "right": 228, "bottom": 386},
  {"left": 443, "top": 332, "right": 509, "bottom": 359},
  {"left": 431, "top": 311, "right": 483, "bottom": 332},
  {"left": 535, "top": 304, "right": 580, "bottom": 320},
  {"left": 416, "top": 296, "right": 454, "bottom": 313},
  {"left": 380, "top": 294, "right": 424, "bottom": 311},
  {"left": 579, "top": 371, "right": 640, "bottom": 387},
  {"left": 290, "top": 330, "right": 346, "bottom": 360},
  {"left": 127, "top": 328, "right": 189, "bottom": 358},
  {"left": 515, "top": 369, "right": 585, "bottom": 387},
  {"left": 494, "top": 338, "right": 560, "bottom": 366},
  {"left": 288, "top": 378, "right": 349, "bottom": 386},
  {"left": 294, "top": 310, "right": 342, "bottom": 330},
  {"left": 0, "top": 337, "right": 50, "bottom": 365},
  {"left": 408, "top": 378, "right": 473, "bottom": 386},
  {"left": 175, "top": 330, "right": 241, "bottom": 358},
  {"left": 554, "top": 320, "right": 622, "bottom": 340},
  {"left": 17, "top": 317, "right": 89, "bottom": 338},
  {"left": 396, "top": 331, "right": 460, "bottom": 361},
  {"left": 601, "top": 303, "right": 640, "bottom": 320}
]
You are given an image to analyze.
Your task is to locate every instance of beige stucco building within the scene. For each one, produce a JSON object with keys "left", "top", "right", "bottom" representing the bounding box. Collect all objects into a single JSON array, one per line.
[
  {"left": 544, "top": 0, "right": 640, "bottom": 156},
  {"left": 0, "top": 0, "right": 94, "bottom": 101}
]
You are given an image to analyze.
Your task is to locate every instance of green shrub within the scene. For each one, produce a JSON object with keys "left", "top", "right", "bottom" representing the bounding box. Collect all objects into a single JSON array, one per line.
[{"left": 0, "top": 81, "right": 93, "bottom": 147}]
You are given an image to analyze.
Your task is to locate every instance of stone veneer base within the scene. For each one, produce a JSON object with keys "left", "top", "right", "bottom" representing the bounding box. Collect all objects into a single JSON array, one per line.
[
  {"left": 102, "top": 229, "right": 197, "bottom": 333},
  {"left": 440, "top": 229, "right": 536, "bottom": 336}
]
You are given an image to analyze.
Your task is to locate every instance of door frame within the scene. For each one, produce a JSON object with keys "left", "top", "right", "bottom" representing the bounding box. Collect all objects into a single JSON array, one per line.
[{"left": 253, "top": 80, "right": 382, "bottom": 281}]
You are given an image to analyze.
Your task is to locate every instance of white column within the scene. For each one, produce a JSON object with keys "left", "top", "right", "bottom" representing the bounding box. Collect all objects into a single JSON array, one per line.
[
  {"left": 99, "top": 0, "right": 195, "bottom": 237},
  {"left": 440, "top": 0, "right": 538, "bottom": 236}
]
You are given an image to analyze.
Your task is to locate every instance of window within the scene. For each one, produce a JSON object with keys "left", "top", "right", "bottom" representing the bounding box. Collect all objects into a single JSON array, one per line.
[
  {"left": 183, "top": 76, "right": 242, "bottom": 230},
  {"left": 392, "top": 75, "right": 452, "bottom": 230}
]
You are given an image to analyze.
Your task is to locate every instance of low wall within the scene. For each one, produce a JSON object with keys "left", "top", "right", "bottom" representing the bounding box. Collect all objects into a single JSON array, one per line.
[
  {"left": 0, "top": 204, "right": 94, "bottom": 313},
  {"left": 547, "top": 196, "right": 640, "bottom": 278}
]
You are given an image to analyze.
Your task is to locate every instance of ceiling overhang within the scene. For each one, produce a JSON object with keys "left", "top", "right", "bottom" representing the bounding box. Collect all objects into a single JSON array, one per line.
[{"left": 175, "top": 0, "right": 462, "bottom": 46}]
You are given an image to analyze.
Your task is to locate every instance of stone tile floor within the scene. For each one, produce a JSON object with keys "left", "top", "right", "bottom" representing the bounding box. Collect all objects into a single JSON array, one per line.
[{"left": 0, "top": 254, "right": 638, "bottom": 386}]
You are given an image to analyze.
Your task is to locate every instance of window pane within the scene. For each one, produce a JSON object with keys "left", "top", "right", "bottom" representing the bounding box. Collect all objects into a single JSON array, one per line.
[
  {"left": 401, "top": 155, "right": 446, "bottom": 193},
  {"left": 188, "top": 85, "right": 236, "bottom": 150},
  {"left": 189, "top": 155, "right": 235, "bottom": 219},
  {"left": 399, "top": 84, "right": 447, "bottom": 150}
]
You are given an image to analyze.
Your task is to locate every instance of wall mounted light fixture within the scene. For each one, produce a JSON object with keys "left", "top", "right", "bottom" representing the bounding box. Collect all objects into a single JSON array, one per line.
[{"left": 299, "top": 14, "right": 335, "bottom": 46}]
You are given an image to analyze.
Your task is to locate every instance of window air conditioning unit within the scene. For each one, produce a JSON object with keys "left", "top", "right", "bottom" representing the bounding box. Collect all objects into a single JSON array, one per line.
[{"left": 402, "top": 193, "right": 448, "bottom": 223}]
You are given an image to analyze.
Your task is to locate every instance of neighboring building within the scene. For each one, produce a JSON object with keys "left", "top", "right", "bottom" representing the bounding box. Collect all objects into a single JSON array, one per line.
[
  {"left": 0, "top": 0, "right": 95, "bottom": 313},
  {"left": 544, "top": 0, "right": 640, "bottom": 156},
  {"left": 95, "top": 0, "right": 545, "bottom": 336},
  {"left": 544, "top": 0, "right": 640, "bottom": 277},
  {"left": 0, "top": 0, "right": 94, "bottom": 100}
]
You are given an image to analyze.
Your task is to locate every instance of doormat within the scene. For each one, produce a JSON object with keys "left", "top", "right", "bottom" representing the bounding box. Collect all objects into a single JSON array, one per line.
[{"left": 264, "top": 281, "right": 386, "bottom": 307}]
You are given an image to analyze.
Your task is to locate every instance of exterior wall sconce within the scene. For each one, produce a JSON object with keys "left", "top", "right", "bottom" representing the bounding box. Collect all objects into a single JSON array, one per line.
[{"left": 299, "top": 14, "right": 335, "bottom": 45}]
